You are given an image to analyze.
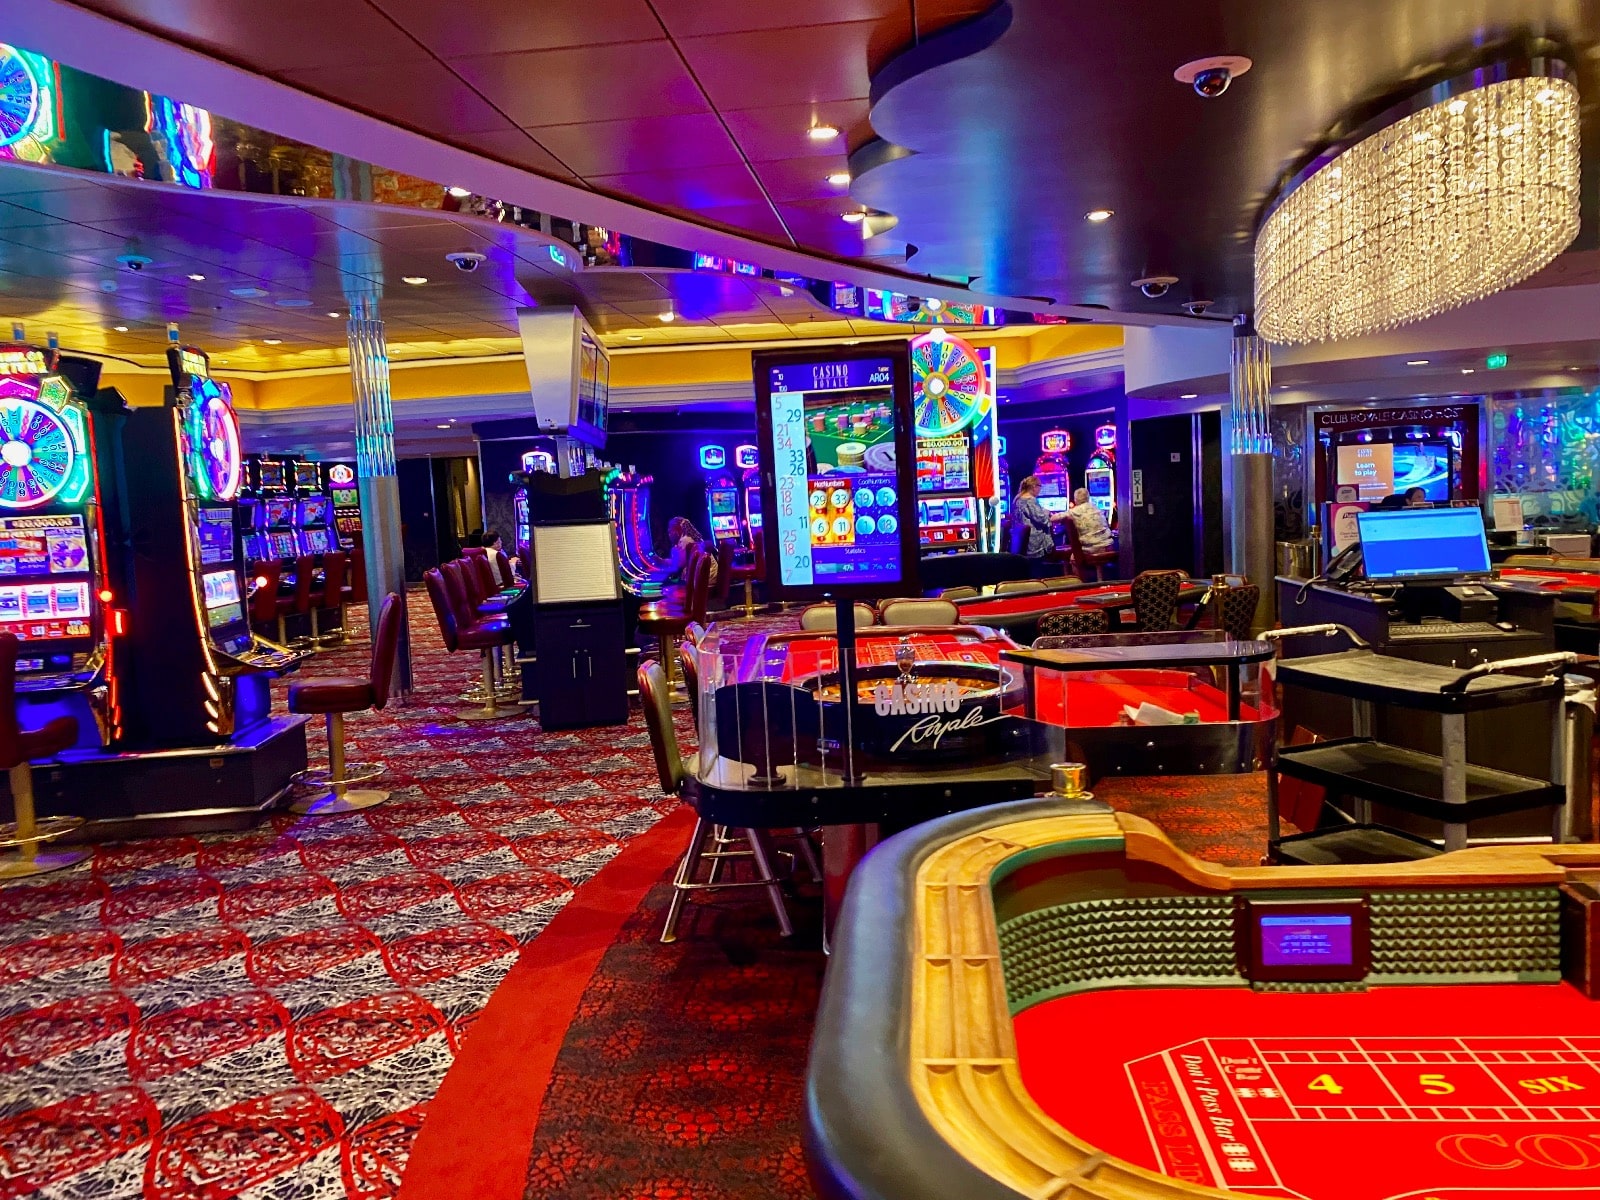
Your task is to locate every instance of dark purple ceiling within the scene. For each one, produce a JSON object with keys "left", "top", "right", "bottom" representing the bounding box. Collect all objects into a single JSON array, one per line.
[{"left": 854, "top": 0, "right": 1600, "bottom": 316}]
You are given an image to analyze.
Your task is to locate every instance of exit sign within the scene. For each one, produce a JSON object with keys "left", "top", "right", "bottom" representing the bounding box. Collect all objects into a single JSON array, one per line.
[{"left": 1486, "top": 352, "right": 1508, "bottom": 370}]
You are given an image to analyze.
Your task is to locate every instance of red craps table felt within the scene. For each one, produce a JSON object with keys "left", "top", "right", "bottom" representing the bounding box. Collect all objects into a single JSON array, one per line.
[{"left": 1014, "top": 983, "right": 1600, "bottom": 1199}]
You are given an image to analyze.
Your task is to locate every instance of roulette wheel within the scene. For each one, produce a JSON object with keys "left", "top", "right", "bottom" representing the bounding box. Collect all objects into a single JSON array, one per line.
[
  {"left": 0, "top": 387, "right": 74, "bottom": 509},
  {"left": 910, "top": 330, "right": 987, "bottom": 438},
  {"left": 185, "top": 377, "right": 243, "bottom": 502}
]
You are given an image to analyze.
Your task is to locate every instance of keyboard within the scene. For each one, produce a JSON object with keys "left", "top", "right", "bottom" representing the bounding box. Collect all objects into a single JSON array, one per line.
[{"left": 1387, "top": 621, "right": 1507, "bottom": 639}]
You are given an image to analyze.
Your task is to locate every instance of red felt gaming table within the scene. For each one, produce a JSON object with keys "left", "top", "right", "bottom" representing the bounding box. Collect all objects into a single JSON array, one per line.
[
  {"left": 804, "top": 800, "right": 1600, "bottom": 1200},
  {"left": 955, "top": 580, "right": 1211, "bottom": 639}
]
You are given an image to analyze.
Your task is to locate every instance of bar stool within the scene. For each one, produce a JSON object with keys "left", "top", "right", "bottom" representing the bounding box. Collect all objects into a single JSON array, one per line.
[
  {"left": 638, "top": 659, "right": 792, "bottom": 943},
  {"left": 442, "top": 559, "right": 518, "bottom": 706},
  {"left": 310, "top": 551, "right": 347, "bottom": 648},
  {"left": 289, "top": 593, "right": 403, "bottom": 815},
  {"left": 465, "top": 552, "right": 521, "bottom": 690},
  {"left": 0, "top": 633, "right": 86, "bottom": 878},
  {"left": 424, "top": 567, "right": 519, "bottom": 720}
]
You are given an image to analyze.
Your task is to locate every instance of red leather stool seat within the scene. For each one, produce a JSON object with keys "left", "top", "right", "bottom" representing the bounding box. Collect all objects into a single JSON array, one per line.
[
  {"left": 289, "top": 676, "right": 376, "bottom": 714},
  {"left": 16, "top": 716, "right": 78, "bottom": 763}
]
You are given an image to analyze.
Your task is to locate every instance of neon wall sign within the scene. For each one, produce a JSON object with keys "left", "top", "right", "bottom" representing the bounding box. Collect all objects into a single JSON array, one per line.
[
  {"left": 1041, "top": 429, "right": 1070, "bottom": 453},
  {"left": 698, "top": 444, "right": 727, "bottom": 470},
  {"left": 734, "top": 444, "right": 759, "bottom": 470}
]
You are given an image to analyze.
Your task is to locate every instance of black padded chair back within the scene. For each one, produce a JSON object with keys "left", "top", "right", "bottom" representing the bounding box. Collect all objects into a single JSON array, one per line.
[
  {"left": 1131, "top": 569, "right": 1187, "bottom": 632},
  {"left": 1037, "top": 607, "right": 1110, "bottom": 639}
]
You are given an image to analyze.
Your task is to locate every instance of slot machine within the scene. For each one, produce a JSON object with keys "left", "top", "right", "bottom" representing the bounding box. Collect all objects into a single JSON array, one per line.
[
  {"left": 326, "top": 461, "right": 362, "bottom": 548},
  {"left": 246, "top": 455, "right": 290, "bottom": 498},
  {"left": 910, "top": 330, "right": 988, "bottom": 553},
  {"left": 742, "top": 468, "right": 763, "bottom": 544},
  {"left": 296, "top": 493, "right": 334, "bottom": 557},
  {"left": 0, "top": 344, "right": 105, "bottom": 741},
  {"left": 705, "top": 474, "right": 742, "bottom": 546},
  {"left": 1034, "top": 429, "right": 1072, "bottom": 518},
  {"left": 1086, "top": 423, "right": 1117, "bottom": 521},
  {"left": 262, "top": 495, "right": 299, "bottom": 562},
  {"left": 95, "top": 344, "right": 303, "bottom": 751},
  {"left": 292, "top": 458, "right": 323, "bottom": 496}
]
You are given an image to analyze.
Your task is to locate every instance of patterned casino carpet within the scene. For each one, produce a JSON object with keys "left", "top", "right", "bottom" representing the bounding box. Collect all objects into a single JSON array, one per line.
[{"left": 0, "top": 592, "right": 690, "bottom": 1200}]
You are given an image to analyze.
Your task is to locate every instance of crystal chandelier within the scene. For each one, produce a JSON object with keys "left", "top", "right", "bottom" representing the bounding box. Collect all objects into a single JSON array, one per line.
[{"left": 1255, "top": 63, "right": 1580, "bottom": 346}]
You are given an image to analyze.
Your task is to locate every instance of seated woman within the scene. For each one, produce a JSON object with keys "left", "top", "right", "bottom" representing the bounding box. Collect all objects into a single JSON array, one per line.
[
  {"left": 665, "top": 517, "right": 717, "bottom": 588},
  {"left": 1066, "top": 487, "right": 1114, "bottom": 553}
]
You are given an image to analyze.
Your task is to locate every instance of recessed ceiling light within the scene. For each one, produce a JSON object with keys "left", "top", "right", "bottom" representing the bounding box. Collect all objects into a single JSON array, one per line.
[
  {"left": 437, "top": 423, "right": 451, "bottom": 429},
  {"left": 328, "top": 311, "right": 341, "bottom": 318},
  {"left": 1570, "top": 365, "right": 1585, "bottom": 371},
  {"left": 825, "top": 171, "right": 851, "bottom": 186},
  {"left": 112, "top": 325, "right": 128, "bottom": 332},
  {"left": 262, "top": 338, "right": 283, "bottom": 345},
  {"left": 1406, "top": 359, "right": 1429, "bottom": 366},
  {"left": 841, "top": 211, "right": 865, "bottom": 224},
  {"left": 627, "top": 334, "right": 644, "bottom": 341},
  {"left": 402, "top": 276, "right": 428, "bottom": 286},
  {"left": 808, "top": 124, "right": 840, "bottom": 141},
  {"left": 779, "top": 285, "right": 794, "bottom": 296},
  {"left": 1180, "top": 392, "right": 1197, "bottom": 399},
  {"left": 230, "top": 286, "right": 268, "bottom": 298},
  {"left": 658, "top": 311, "right": 675, "bottom": 323},
  {"left": 1461, "top": 367, "right": 1475, "bottom": 374},
  {"left": 1084, "top": 208, "right": 1114, "bottom": 222},
  {"left": 446, "top": 186, "right": 471, "bottom": 198},
  {"left": 187, "top": 273, "right": 206, "bottom": 281}
]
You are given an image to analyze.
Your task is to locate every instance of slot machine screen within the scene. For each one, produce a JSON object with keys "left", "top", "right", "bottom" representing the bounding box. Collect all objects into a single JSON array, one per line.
[
  {"left": 269, "top": 532, "right": 297, "bottom": 558},
  {"left": 746, "top": 488, "right": 762, "bottom": 532},
  {"left": 196, "top": 507, "right": 235, "bottom": 566},
  {"left": 264, "top": 498, "right": 295, "bottom": 528},
  {"left": 754, "top": 345, "right": 919, "bottom": 601},
  {"left": 293, "top": 462, "right": 322, "bottom": 493},
  {"left": 330, "top": 487, "right": 359, "bottom": 508},
  {"left": 1035, "top": 471, "right": 1070, "bottom": 516},
  {"left": 259, "top": 460, "right": 287, "bottom": 492},
  {"left": 297, "top": 496, "right": 331, "bottom": 526},
  {"left": 201, "top": 570, "right": 244, "bottom": 629},
  {"left": 0, "top": 515, "right": 89, "bottom": 578},
  {"left": 304, "top": 528, "right": 332, "bottom": 554},
  {"left": 915, "top": 434, "right": 971, "bottom": 493},
  {"left": 0, "top": 580, "right": 92, "bottom": 641}
]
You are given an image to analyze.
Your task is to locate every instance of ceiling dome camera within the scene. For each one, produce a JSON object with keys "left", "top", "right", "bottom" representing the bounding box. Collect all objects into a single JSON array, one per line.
[
  {"left": 1192, "top": 67, "right": 1231, "bottom": 98},
  {"left": 117, "top": 253, "right": 152, "bottom": 272},
  {"left": 1132, "top": 274, "right": 1179, "bottom": 300},
  {"left": 445, "top": 250, "right": 487, "bottom": 272},
  {"left": 1183, "top": 299, "right": 1215, "bottom": 316},
  {"left": 1173, "top": 55, "right": 1252, "bottom": 100}
]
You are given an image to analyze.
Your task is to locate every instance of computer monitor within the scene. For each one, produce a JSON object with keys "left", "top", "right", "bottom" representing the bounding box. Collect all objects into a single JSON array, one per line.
[{"left": 1357, "top": 506, "right": 1490, "bottom": 582}]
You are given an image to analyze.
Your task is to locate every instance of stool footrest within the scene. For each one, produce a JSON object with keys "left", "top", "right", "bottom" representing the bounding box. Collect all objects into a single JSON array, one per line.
[{"left": 0, "top": 815, "right": 84, "bottom": 849}]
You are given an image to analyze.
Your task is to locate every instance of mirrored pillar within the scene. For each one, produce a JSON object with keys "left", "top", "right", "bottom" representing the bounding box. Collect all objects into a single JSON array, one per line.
[
  {"left": 1229, "top": 313, "right": 1275, "bottom": 632},
  {"left": 348, "top": 297, "right": 411, "bottom": 694}
]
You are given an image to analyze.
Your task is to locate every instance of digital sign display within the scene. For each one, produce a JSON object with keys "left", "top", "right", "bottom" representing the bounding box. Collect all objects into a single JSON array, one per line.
[
  {"left": 293, "top": 462, "right": 322, "bottom": 492},
  {"left": 1244, "top": 899, "right": 1370, "bottom": 983},
  {"left": 916, "top": 434, "right": 971, "bottom": 493},
  {"left": 330, "top": 487, "right": 359, "bottom": 508},
  {"left": 201, "top": 569, "right": 244, "bottom": 629},
  {"left": 197, "top": 507, "right": 235, "bottom": 566},
  {"left": 1336, "top": 443, "right": 1395, "bottom": 501},
  {"left": 264, "top": 498, "right": 296, "bottom": 527},
  {"left": 754, "top": 345, "right": 918, "bottom": 600}
]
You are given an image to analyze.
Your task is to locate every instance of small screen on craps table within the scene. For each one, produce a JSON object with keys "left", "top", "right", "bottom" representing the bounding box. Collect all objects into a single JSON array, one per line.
[{"left": 767, "top": 358, "right": 902, "bottom": 589}]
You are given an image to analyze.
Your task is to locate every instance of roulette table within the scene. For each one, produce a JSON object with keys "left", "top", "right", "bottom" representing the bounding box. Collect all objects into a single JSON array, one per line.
[
  {"left": 806, "top": 798, "right": 1600, "bottom": 1200},
  {"left": 955, "top": 580, "right": 1211, "bottom": 641},
  {"left": 1497, "top": 564, "right": 1600, "bottom": 615}
]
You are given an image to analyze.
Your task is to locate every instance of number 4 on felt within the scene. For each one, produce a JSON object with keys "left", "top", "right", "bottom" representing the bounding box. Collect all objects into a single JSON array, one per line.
[{"left": 1308, "top": 1074, "right": 1342, "bottom": 1095}]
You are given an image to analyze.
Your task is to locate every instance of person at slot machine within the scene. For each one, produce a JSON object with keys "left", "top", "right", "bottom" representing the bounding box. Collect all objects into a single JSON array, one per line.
[
  {"left": 1065, "top": 487, "right": 1114, "bottom": 552},
  {"left": 665, "top": 517, "right": 718, "bottom": 588},
  {"left": 481, "top": 529, "right": 519, "bottom": 583},
  {"left": 1012, "top": 476, "right": 1058, "bottom": 560}
]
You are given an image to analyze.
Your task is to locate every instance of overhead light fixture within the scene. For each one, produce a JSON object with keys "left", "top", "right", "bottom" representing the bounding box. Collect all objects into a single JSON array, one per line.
[
  {"left": 437, "top": 423, "right": 451, "bottom": 429},
  {"left": 779, "top": 285, "right": 795, "bottom": 296},
  {"left": 658, "top": 310, "right": 675, "bottom": 323},
  {"left": 187, "top": 273, "right": 206, "bottom": 281},
  {"left": 262, "top": 338, "right": 282, "bottom": 345},
  {"left": 1461, "top": 367, "right": 1476, "bottom": 374},
  {"left": 1255, "top": 62, "right": 1580, "bottom": 345},
  {"left": 1406, "top": 359, "right": 1430, "bottom": 366},
  {"left": 627, "top": 334, "right": 644, "bottom": 341},
  {"left": 1084, "top": 208, "right": 1114, "bottom": 222},
  {"left": 328, "top": 311, "right": 341, "bottom": 318},
  {"left": 825, "top": 171, "right": 851, "bottom": 186},
  {"left": 112, "top": 325, "right": 128, "bottom": 332},
  {"left": 402, "top": 276, "right": 428, "bottom": 285},
  {"left": 841, "top": 211, "right": 865, "bottom": 224},
  {"left": 1180, "top": 392, "right": 1198, "bottom": 400},
  {"left": 808, "top": 124, "right": 840, "bottom": 141},
  {"left": 446, "top": 186, "right": 471, "bottom": 198}
]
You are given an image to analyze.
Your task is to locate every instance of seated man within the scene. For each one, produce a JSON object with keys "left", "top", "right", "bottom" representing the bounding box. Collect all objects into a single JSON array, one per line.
[{"left": 1065, "top": 487, "right": 1114, "bottom": 553}]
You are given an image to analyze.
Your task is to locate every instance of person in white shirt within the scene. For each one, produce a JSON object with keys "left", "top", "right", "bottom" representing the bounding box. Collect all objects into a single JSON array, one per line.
[{"left": 1066, "top": 487, "right": 1114, "bottom": 552}]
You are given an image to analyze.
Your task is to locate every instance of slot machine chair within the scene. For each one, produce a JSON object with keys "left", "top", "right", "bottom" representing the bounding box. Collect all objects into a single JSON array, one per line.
[
  {"left": 799, "top": 602, "right": 876, "bottom": 632},
  {"left": 249, "top": 560, "right": 294, "bottom": 644},
  {"left": 637, "top": 552, "right": 713, "bottom": 697},
  {"left": 638, "top": 659, "right": 793, "bottom": 944},
  {"left": 425, "top": 566, "right": 519, "bottom": 721},
  {"left": 462, "top": 550, "right": 521, "bottom": 691},
  {"left": 442, "top": 559, "right": 519, "bottom": 708},
  {"left": 727, "top": 535, "right": 765, "bottom": 618},
  {"left": 288, "top": 592, "right": 403, "bottom": 815},
  {"left": 285, "top": 554, "right": 317, "bottom": 649},
  {"left": 0, "top": 634, "right": 87, "bottom": 878},
  {"left": 309, "top": 551, "right": 348, "bottom": 649},
  {"left": 1060, "top": 515, "right": 1117, "bottom": 582}
]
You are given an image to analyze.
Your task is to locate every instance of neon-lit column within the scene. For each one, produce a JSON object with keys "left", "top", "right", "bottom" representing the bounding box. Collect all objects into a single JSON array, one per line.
[
  {"left": 347, "top": 297, "right": 411, "bottom": 694},
  {"left": 1229, "top": 313, "right": 1274, "bottom": 631}
]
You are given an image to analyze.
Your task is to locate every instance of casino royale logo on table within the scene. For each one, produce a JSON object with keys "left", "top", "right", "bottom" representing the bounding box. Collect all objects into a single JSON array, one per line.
[{"left": 871, "top": 681, "right": 1008, "bottom": 752}]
